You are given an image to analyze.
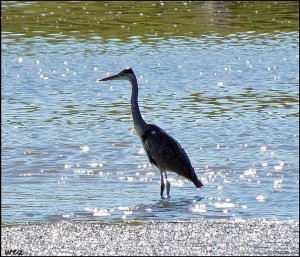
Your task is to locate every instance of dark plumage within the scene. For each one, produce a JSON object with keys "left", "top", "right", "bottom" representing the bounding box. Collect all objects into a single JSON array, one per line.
[
  {"left": 141, "top": 124, "right": 202, "bottom": 188},
  {"left": 97, "top": 68, "right": 203, "bottom": 198}
]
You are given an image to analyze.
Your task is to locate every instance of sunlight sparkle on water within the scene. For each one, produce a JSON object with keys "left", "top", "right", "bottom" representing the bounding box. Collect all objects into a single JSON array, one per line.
[
  {"left": 85, "top": 207, "right": 111, "bottom": 217},
  {"left": 80, "top": 145, "right": 90, "bottom": 153},
  {"left": 256, "top": 195, "right": 267, "bottom": 202},
  {"left": 244, "top": 168, "right": 256, "bottom": 176},
  {"left": 214, "top": 202, "right": 235, "bottom": 208},
  {"left": 190, "top": 204, "right": 207, "bottom": 213},
  {"left": 274, "top": 179, "right": 283, "bottom": 189}
]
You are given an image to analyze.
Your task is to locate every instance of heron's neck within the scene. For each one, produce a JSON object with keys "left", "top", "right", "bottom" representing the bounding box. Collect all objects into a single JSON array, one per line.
[{"left": 129, "top": 75, "right": 147, "bottom": 135}]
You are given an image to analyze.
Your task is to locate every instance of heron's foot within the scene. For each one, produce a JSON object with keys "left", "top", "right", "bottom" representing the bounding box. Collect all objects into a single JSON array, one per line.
[{"left": 160, "top": 195, "right": 171, "bottom": 200}]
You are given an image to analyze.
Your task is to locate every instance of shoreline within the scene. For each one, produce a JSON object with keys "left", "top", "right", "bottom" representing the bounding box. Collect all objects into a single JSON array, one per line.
[{"left": 1, "top": 220, "right": 299, "bottom": 256}]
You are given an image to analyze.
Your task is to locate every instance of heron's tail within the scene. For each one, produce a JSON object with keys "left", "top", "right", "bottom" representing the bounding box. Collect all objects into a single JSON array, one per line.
[
  {"left": 189, "top": 168, "right": 203, "bottom": 188},
  {"left": 193, "top": 178, "right": 203, "bottom": 188}
]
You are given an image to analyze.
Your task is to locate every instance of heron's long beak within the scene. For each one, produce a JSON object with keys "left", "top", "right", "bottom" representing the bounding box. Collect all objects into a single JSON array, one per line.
[{"left": 96, "top": 73, "right": 121, "bottom": 83}]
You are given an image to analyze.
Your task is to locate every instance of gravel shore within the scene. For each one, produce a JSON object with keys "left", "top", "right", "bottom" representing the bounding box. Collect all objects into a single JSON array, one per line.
[{"left": 1, "top": 220, "right": 299, "bottom": 256}]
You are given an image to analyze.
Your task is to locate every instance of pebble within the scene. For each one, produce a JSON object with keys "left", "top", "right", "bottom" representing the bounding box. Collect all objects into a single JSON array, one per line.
[{"left": 1, "top": 220, "right": 299, "bottom": 256}]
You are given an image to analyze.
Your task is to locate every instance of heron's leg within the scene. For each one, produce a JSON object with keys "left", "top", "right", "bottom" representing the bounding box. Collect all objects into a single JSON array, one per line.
[
  {"left": 165, "top": 172, "right": 171, "bottom": 198},
  {"left": 160, "top": 171, "right": 165, "bottom": 199}
]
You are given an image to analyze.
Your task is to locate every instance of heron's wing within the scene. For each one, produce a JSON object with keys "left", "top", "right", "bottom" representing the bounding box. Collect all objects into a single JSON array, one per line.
[{"left": 142, "top": 124, "right": 193, "bottom": 177}]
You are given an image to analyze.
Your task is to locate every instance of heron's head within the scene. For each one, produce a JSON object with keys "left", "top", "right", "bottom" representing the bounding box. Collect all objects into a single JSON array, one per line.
[{"left": 96, "top": 68, "right": 136, "bottom": 83}]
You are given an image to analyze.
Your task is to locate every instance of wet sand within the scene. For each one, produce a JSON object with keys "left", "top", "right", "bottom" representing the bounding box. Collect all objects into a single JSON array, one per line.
[{"left": 1, "top": 220, "right": 299, "bottom": 256}]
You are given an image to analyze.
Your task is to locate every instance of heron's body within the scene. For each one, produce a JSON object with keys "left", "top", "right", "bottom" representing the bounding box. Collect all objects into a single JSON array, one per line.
[
  {"left": 141, "top": 123, "right": 202, "bottom": 188},
  {"left": 97, "top": 68, "right": 203, "bottom": 198}
]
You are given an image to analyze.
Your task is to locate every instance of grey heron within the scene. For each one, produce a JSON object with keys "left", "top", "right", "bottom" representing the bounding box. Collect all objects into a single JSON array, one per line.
[{"left": 97, "top": 68, "right": 203, "bottom": 199}]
